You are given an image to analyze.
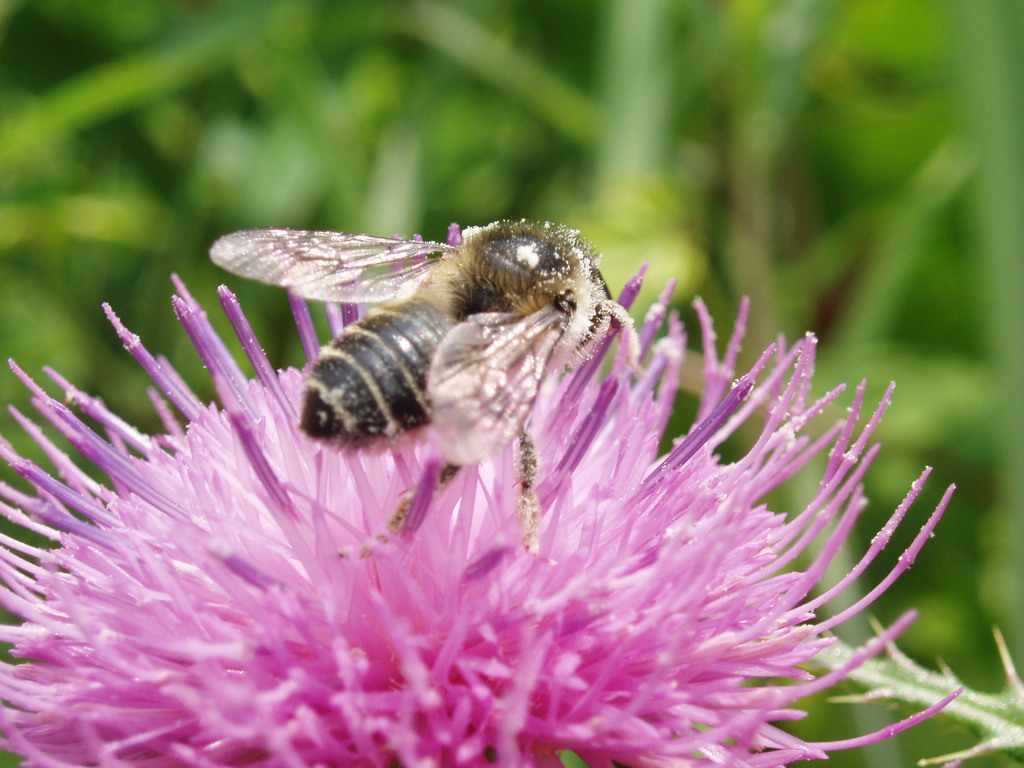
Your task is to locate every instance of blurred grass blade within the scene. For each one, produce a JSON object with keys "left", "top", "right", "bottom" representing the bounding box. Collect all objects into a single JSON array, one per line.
[
  {"left": 831, "top": 139, "right": 973, "bottom": 354},
  {"left": 728, "top": 0, "right": 839, "bottom": 351},
  {"left": 364, "top": 119, "right": 424, "bottom": 236},
  {"left": 0, "top": 0, "right": 28, "bottom": 44},
  {"left": 596, "top": 0, "right": 673, "bottom": 182},
  {"left": 947, "top": 0, "right": 1024, "bottom": 663},
  {"left": 0, "top": 1, "right": 273, "bottom": 169},
  {"left": 408, "top": 0, "right": 597, "bottom": 144}
]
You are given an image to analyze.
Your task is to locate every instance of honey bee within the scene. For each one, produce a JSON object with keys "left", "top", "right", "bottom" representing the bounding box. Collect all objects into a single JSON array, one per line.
[{"left": 210, "top": 219, "right": 637, "bottom": 549}]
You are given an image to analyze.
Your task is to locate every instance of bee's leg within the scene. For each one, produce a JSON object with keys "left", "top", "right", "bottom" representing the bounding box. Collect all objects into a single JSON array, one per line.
[
  {"left": 516, "top": 430, "right": 540, "bottom": 553},
  {"left": 388, "top": 461, "right": 461, "bottom": 535}
]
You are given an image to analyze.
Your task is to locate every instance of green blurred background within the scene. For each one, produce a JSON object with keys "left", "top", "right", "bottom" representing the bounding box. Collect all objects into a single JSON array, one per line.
[{"left": 1, "top": 0, "right": 1021, "bottom": 765}]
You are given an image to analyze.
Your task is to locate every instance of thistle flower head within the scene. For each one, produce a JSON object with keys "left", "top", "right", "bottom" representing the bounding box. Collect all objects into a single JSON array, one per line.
[{"left": 0, "top": 260, "right": 953, "bottom": 767}]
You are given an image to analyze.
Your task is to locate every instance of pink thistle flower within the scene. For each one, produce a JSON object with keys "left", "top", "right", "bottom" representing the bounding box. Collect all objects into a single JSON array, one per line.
[{"left": 0, "top": 261, "right": 954, "bottom": 767}]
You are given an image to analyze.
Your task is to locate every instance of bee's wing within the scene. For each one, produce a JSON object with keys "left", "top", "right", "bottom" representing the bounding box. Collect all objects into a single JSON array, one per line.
[
  {"left": 428, "top": 307, "right": 567, "bottom": 466},
  {"left": 210, "top": 228, "right": 456, "bottom": 302}
]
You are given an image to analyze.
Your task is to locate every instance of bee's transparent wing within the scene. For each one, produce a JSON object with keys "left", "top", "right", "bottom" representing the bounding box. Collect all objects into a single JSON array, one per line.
[
  {"left": 210, "top": 228, "right": 456, "bottom": 302},
  {"left": 428, "top": 307, "right": 567, "bottom": 466}
]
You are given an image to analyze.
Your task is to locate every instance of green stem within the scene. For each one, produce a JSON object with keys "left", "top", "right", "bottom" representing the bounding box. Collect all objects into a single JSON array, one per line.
[{"left": 816, "top": 635, "right": 1024, "bottom": 764}]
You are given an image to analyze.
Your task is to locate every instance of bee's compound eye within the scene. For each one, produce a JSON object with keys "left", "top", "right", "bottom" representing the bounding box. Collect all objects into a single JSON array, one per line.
[{"left": 555, "top": 291, "right": 576, "bottom": 315}]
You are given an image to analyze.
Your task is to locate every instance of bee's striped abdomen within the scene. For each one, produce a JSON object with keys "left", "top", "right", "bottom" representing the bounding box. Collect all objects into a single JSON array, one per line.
[{"left": 301, "top": 300, "right": 452, "bottom": 446}]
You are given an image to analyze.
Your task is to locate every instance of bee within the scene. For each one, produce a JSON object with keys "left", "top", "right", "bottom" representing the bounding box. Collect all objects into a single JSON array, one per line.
[{"left": 210, "top": 219, "right": 637, "bottom": 549}]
